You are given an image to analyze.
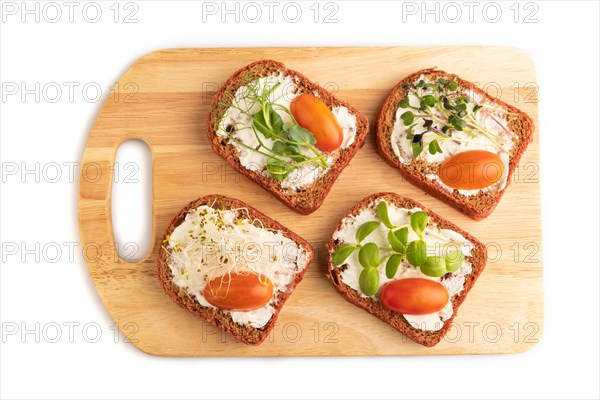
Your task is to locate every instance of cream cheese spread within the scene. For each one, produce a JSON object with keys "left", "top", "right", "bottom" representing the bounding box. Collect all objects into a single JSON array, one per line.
[
  {"left": 166, "top": 204, "right": 309, "bottom": 328},
  {"left": 216, "top": 74, "right": 357, "bottom": 190},
  {"left": 390, "top": 74, "right": 515, "bottom": 196},
  {"left": 332, "top": 199, "right": 474, "bottom": 332}
]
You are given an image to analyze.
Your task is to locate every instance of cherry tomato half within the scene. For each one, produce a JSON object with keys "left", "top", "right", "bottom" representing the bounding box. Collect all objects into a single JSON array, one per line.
[
  {"left": 203, "top": 272, "right": 273, "bottom": 311},
  {"left": 439, "top": 150, "right": 504, "bottom": 190},
  {"left": 380, "top": 278, "right": 449, "bottom": 315},
  {"left": 290, "top": 94, "right": 343, "bottom": 152}
]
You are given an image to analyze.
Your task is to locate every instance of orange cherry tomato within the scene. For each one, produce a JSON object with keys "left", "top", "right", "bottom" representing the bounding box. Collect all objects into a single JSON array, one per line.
[
  {"left": 381, "top": 278, "right": 449, "bottom": 315},
  {"left": 439, "top": 150, "right": 504, "bottom": 190},
  {"left": 290, "top": 93, "right": 343, "bottom": 152},
  {"left": 203, "top": 272, "right": 273, "bottom": 311}
]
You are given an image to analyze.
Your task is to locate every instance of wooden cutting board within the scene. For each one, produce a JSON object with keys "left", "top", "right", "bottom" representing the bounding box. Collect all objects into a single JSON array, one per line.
[{"left": 78, "top": 47, "right": 543, "bottom": 356}]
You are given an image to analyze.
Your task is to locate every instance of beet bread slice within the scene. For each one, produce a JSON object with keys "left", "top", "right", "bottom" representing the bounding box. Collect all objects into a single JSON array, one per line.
[
  {"left": 207, "top": 59, "right": 369, "bottom": 215},
  {"left": 327, "top": 192, "right": 487, "bottom": 347},
  {"left": 157, "top": 194, "right": 313, "bottom": 345},
  {"left": 376, "top": 68, "right": 534, "bottom": 220}
]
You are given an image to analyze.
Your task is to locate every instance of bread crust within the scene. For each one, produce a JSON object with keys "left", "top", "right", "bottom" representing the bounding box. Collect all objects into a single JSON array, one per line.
[
  {"left": 207, "top": 59, "right": 370, "bottom": 215},
  {"left": 376, "top": 68, "right": 535, "bottom": 220},
  {"left": 326, "top": 192, "right": 488, "bottom": 347},
  {"left": 157, "top": 194, "right": 314, "bottom": 345}
]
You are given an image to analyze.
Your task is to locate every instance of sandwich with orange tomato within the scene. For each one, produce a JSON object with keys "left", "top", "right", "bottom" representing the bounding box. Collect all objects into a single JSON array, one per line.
[
  {"left": 157, "top": 194, "right": 313, "bottom": 345},
  {"left": 207, "top": 59, "right": 369, "bottom": 214},
  {"left": 377, "top": 68, "right": 534, "bottom": 220},
  {"left": 327, "top": 193, "right": 487, "bottom": 347}
]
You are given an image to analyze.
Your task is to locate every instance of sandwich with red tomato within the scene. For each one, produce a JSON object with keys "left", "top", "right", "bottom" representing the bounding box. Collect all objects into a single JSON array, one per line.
[
  {"left": 207, "top": 59, "right": 369, "bottom": 215},
  {"left": 376, "top": 68, "right": 534, "bottom": 220},
  {"left": 327, "top": 192, "right": 487, "bottom": 347},
  {"left": 157, "top": 194, "right": 313, "bottom": 345}
]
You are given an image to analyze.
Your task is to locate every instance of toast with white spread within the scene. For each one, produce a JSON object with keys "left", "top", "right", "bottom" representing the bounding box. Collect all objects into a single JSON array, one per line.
[
  {"left": 377, "top": 68, "right": 534, "bottom": 220},
  {"left": 207, "top": 60, "right": 369, "bottom": 215},
  {"left": 157, "top": 194, "right": 313, "bottom": 345},
  {"left": 327, "top": 192, "right": 487, "bottom": 347}
]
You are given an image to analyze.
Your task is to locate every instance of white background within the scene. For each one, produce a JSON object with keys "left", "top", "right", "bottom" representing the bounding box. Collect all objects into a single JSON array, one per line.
[{"left": 1, "top": 1, "right": 599, "bottom": 399}]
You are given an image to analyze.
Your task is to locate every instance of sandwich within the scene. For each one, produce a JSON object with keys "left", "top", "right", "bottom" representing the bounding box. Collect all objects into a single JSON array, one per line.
[
  {"left": 157, "top": 194, "right": 313, "bottom": 345},
  {"left": 207, "top": 59, "right": 369, "bottom": 215},
  {"left": 327, "top": 192, "right": 487, "bottom": 347},
  {"left": 376, "top": 68, "right": 534, "bottom": 220}
]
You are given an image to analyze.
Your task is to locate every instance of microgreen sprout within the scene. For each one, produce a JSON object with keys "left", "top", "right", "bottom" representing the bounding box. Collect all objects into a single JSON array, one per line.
[
  {"left": 218, "top": 79, "right": 328, "bottom": 181},
  {"left": 398, "top": 76, "right": 512, "bottom": 158},
  {"left": 332, "top": 201, "right": 467, "bottom": 295}
]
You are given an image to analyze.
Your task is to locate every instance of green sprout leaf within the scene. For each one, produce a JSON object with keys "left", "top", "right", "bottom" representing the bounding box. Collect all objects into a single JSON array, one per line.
[
  {"left": 359, "top": 267, "right": 380, "bottom": 296},
  {"left": 272, "top": 140, "right": 301, "bottom": 156},
  {"left": 394, "top": 227, "right": 408, "bottom": 247},
  {"left": 269, "top": 112, "right": 283, "bottom": 135},
  {"left": 387, "top": 229, "right": 406, "bottom": 254},
  {"left": 285, "top": 124, "right": 316, "bottom": 145},
  {"left": 410, "top": 211, "right": 428, "bottom": 238},
  {"left": 453, "top": 118, "right": 467, "bottom": 131},
  {"left": 377, "top": 201, "right": 394, "bottom": 229},
  {"left": 412, "top": 142, "right": 424, "bottom": 158},
  {"left": 448, "top": 79, "right": 458, "bottom": 91},
  {"left": 266, "top": 158, "right": 291, "bottom": 180},
  {"left": 428, "top": 139, "right": 443, "bottom": 155},
  {"left": 358, "top": 242, "right": 380, "bottom": 269},
  {"left": 406, "top": 240, "right": 427, "bottom": 267},
  {"left": 282, "top": 121, "right": 296, "bottom": 131},
  {"left": 473, "top": 105, "right": 482, "bottom": 114},
  {"left": 252, "top": 111, "right": 273, "bottom": 138},
  {"left": 400, "top": 111, "right": 415, "bottom": 125},
  {"left": 272, "top": 141, "right": 305, "bottom": 161},
  {"left": 421, "top": 94, "right": 436, "bottom": 107},
  {"left": 332, "top": 244, "right": 356, "bottom": 266},
  {"left": 445, "top": 248, "right": 465, "bottom": 272},
  {"left": 399, "top": 97, "right": 410, "bottom": 108},
  {"left": 385, "top": 254, "right": 402, "bottom": 279},
  {"left": 272, "top": 140, "right": 287, "bottom": 155},
  {"left": 355, "top": 221, "right": 380, "bottom": 243},
  {"left": 421, "top": 256, "right": 447, "bottom": 277},
  {"left": 448, "top": 114, "right": 467, "bottom": 131},
  {"left": 252, "top": 104, "right": 283, "bottom": 140}
]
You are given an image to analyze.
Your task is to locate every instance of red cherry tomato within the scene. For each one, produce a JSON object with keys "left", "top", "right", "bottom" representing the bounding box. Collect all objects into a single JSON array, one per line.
[
  {"left": 290, "top": 93, "right": 343, "bottom": 152},
  {"left": 439, "top": 150, "right": 504, "bottom": 190},
  {"left": 381, "top": 278, "right": 449, "bottom": 315},
  {"left": 203, "top": 272, "right": 273, "bottom": 311}
]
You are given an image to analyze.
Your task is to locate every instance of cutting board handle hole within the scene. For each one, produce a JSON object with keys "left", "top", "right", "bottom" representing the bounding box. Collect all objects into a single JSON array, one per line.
[{"left": 111, "top": 139, "right": 152, "bottom": 262}]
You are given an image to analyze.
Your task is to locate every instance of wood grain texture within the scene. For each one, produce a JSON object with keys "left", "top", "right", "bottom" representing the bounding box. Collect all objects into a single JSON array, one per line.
[{"left": 78, "top": 47, "right": 543, "bottom": 356}]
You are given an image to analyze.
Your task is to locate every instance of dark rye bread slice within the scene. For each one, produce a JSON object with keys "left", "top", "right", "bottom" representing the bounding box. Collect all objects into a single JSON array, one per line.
[
  {"left": 377, "top": 68, "right": 535, "bottom": 220},
  {"left": 326, "top": 192, "right": 487, "bottom": 347},
  {"left": 207, "top": 59, "right": 369, "bottom": 215},
  {"left": 157, "top": 194, "right": 314, "bottom": 346}
]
